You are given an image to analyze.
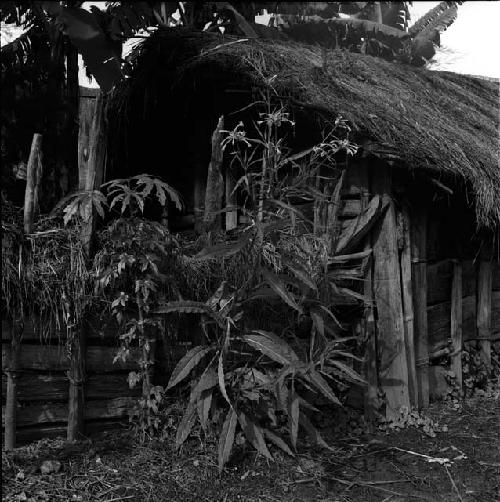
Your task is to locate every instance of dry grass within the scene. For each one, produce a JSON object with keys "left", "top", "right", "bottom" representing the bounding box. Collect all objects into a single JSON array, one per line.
[{"left": 110, "top": 28, "right": 499, "bottom": 228}]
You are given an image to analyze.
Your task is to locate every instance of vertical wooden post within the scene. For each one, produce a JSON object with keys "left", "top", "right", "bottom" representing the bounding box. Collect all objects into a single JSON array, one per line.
[
  {"left": 450, "top": 260, "right": 463, "bottom": 389},
  {"left": 67, "top": 327, "right": 85, "bottom": 441},
  {"left": 78, "top": 92, "right": 98, "bottom": 191},
  {"left": 411, "top": 206, "right": 429, "bottom": 409},
  {"left": 24, "top": 133, "right": 43, "bottom": 234},
  {"left": 4, "top": 321, "right": 22, "bottom": 451},
  {"left": 64, "top": 41, "right": 79, "bottom": 194},
  {"left": 477, "top": 260, "right": 492, "bottom": 369},
  {"left": 225, "top": 168, "right": 237, "bottom": 231},
  {"left": 400, "top": 205, "right": 418, "bottom": 408},
  {"left": 357, "top": 163, "right": 378, "bottom": 419},
  {"left": 81, "top": 91, "right": 107, "bottom": 251},
  {"left": 203, "top": 116, "right": 225, "bottom": 234},
  {"left": 371, "top": 165, "right": 410, "bottom": 419}
]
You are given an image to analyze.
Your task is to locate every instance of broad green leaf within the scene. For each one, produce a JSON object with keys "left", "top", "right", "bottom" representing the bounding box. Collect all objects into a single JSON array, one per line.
[
  {"left": 242, "top": 331, "right": 299, "bottom": 366},
  {"left": 299, "top": 411, "right": 332, "bottom": 450},
  {"left": 262, "top": 269, "right": 303, "bottom": 314},
  {"left": 238, "top": 412, "right": 273, "bottom": 460},
  {"left": 304, "top": 369, "right": 341, "bottom": 406},
  {"left": 197, "top": 390, "right": 213, "bottom": 431},
  {"left": 288, "top": 392, "right": 299, "bottom": 450},
  {"left": 218, "top": 408, "right": 238, "bottom": 471},
  {"left": 263, "top": 429, "right": 295, "bottom": 457},
  {"left": 167, "top": 346, "right": 212, "bottom": 390},
  {"left": 175, "top": 401, "right": 197, "bottom": 449}
]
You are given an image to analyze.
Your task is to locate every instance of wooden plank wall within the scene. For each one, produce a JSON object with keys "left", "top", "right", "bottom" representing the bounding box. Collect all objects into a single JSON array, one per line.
[{"left": 1, "top": 319, "right": 141, "bottom": 444}]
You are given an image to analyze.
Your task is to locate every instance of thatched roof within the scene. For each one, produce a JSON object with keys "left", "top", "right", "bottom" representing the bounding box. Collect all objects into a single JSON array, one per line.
[{"left": 115, "top": 29, "right": 500, "bottom": 227}]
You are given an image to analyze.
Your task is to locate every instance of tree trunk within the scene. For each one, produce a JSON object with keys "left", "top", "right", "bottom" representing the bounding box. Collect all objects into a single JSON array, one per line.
[
  {"left": 23, "top": 134, "right": 43, "bottom": 234},
  {"left": 371, "top": 165, "right": 410, "bottom": 419},
  {"left": 411, "top": 206, "right": 429, "bottom": 409},
  {"left": 203, "top": 116, "right": 225, "bottom": 234}
]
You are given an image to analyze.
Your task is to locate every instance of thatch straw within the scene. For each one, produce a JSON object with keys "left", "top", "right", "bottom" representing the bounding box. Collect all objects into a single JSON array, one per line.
[{"left": 112, "top": 29, "right": 499, "bottom": 228}]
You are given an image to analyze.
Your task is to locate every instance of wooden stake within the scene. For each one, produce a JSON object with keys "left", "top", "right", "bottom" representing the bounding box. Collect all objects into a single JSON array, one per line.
[
  {"left": 81, "top": 91, "right": 107, "bottom": 252},
  {"left": 411, "top": 206, "right": 429, "bottom": 409},
  {"left": 399, "top": 205, "right": 418, "bottom": 408},
  {"left": 67, "top": 327, "right": 85, "bottom": 441},
  {"left": 371, "top": 165, "right": 410, "bottom": 419},
  {"left": 477, "top": 260, "right": 492, "bottom": 369},
  {"left": 4, "top": 321, "right": 22, "bottom": 451},
  {"left": 23, "top": 134, "right": 43, "bottom": 234},
  {"left": 450, "top": 260, "right": 463, "bottom": 389},
  {"left": 78, "top": 93, "right": 98, "bottom": 190},
  {"left": 203, "top": 116, "right": 225, "bottom": 234},
  {"left": 225, "top": 168, "right": 237, "bottom": 231}
]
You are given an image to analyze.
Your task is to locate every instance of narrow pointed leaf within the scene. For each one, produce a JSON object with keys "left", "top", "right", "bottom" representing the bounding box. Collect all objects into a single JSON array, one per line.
[
  {"left": 262, "top": 269, "right": 303, "bottom": 314},
  {"left": 299, "top": 411, "right": 332, "bottom": 450},
  {"left": 190, "top": 367, "right": 218, "bottom": 402},
  {"left": 305, "top": 369, "right": 341, "bottom": 406},
  {"left": 238, "top": 412, "right": 273, "bottom": 460},
  {"left": 310, "top": 309, "right": 325, "bottom": 339},
  {"left": 175, "top": 401, "right": 197, "bottom": 449},
  {"left": 242, "top": 331, "right": 299, "bottom": 365},
  {"left": 288, "top": 392, "right": 299, "bottom": 450},
  {"left": 218, "top": 352, "right": 231, "bottom": 406},
  {"left": 218, "top": 408, "right": 238, "bottom": 471},
  {"left": 197, "top": 390, "right": 213, "bottom": 431},
  {"left": 287, "top": 263, "right": 317, "bottom": 291},
  {"left": 263, "top": 429, "right": 295, "bottom": 457},
  {"left": 167, "top": 346, "right": 212, "bottom": 390},
  {"left": 328, "top": 360, "right": 367, "bottom": 384}
]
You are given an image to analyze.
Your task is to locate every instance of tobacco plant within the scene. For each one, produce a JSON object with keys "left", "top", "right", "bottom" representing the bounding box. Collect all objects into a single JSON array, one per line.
[{"left": 154, "top": 105, "right": 369, "bottom": 470}]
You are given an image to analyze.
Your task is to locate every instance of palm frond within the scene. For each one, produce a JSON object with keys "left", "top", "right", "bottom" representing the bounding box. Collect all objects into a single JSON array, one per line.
[{"left": 408, "top": 1, "right": 459, "bottom": 38}]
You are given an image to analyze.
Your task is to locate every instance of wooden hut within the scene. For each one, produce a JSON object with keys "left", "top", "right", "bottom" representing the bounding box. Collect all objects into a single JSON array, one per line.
[
  {"left": 2, "top": 28, "right": 498, "bottom": 443},
  {"left": 107, "top": 29, "right": 499, "bottom": 418}
]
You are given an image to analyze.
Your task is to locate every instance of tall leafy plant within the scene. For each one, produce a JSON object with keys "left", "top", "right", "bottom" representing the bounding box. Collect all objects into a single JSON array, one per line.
[
  {"left": 61, "top": 173, "right": 182, "bottom": 439},
  {"left": 154, "top": 104, "right": 368, "bottom": 470}
]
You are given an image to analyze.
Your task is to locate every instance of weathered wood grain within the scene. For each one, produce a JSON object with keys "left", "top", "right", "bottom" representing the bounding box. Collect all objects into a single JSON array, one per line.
[
  {"left": 371, "top": 166, "right": 409, "bottom": 418},
  {"left": 2, "top": 397, "right": 135, "bottom": 428},
  {"left": 427, "top": 259, "right": 452, "bottom": 306},
  {"left": 450, "top": 261, "right": 463, "bottom": 388},
  {"left": 1, "top": 344, "right": 140, "bottom": 373},
  {"left": 477, "top": 261, "right": 492, "bottom": 368},
  {"left": 411, "top": 204, "right": 429, "bottom": 409},
  {"left": 2, "top": 373, "right": 140, "bottom": 402}
]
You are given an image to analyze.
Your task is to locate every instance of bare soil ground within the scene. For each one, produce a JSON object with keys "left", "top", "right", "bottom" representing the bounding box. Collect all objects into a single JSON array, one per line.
[{"left": 2, "top": 396, "right": 499, "bottom": 502}]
